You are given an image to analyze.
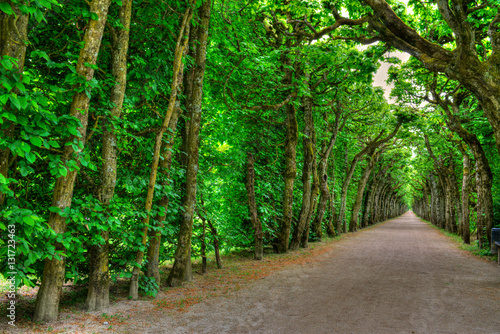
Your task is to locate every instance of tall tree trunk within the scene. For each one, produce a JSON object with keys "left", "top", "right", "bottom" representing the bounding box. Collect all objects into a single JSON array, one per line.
[
  {"left": 85, "top": 0, "right": 132, "bottom": 311},
  {"left": 290, "top": 87, "right": 314, "bottom": 251},
  {"left": 129, "top": 7, "right": 193, "bottom": 299},
  {"left": 311, "top": 126, "right": 339, "bottom": 241},
  {"left": 276, "top": 102, "right": 298, "bottom": 253},
  {"left": 326, "top": 157, "right": 337, "bottom": 237},
  {"left": 33, "top": 0, "right": 112, "bottom": 322},
  {"left": 245, "top": 153, "right": 264, "bottom": 260},
  {"left": 0, "top": 1, "right": 28, "bottom": 206},
  {"left": 166, "top": 0, "right": 211, "bottom": 287}
]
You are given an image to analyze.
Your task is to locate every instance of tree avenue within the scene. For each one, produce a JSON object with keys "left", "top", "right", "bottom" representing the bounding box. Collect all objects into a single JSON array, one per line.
[{"left": 0, "top": 0, "right": 499, "bottom": 323}]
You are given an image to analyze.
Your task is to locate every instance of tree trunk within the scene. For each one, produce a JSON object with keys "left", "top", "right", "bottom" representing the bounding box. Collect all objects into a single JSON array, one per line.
[
  {"left": 276, "top": 102, "right": 298, "bottom": 253},
  {"left": 33, "top": 0, "right": 111, "bottom": 322},
  {"left": 0, "top": 2, "right": 28, "bottom": 206},
  {"left": 301, "top": 123, "right": 319, "bottom": 248},
  {"left": 290, "top": 87, "right": 314, "bottom": 251},
  {"left": 349, "top": 152, "right": 379, "bottom": 232},
  {"left": 326, "top": 158, "right": 337, "bottom": 237},
  {"left": 311, "top": 127, "right": 338, "bottom": 241},
  {"left": 129, "top": 7, "right": 193, "bottom": 299},
  {"left": 166, "top": 0, "right": 210, "bottom": 287},
  {"left": 85, "top": 0, "right": 132, "bottom": 311},
  {"left": 245, "top": 153, "right": 264, "bottom": 260}
]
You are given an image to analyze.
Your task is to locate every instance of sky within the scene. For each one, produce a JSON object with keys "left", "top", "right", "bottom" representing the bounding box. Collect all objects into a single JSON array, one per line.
[{"left": 373, "top": 50, "right": 411, "bottom": 103}]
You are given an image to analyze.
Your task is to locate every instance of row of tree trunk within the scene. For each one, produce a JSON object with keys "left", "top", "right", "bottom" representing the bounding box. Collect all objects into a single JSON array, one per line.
[{"left": 19, "top": 0, "right": 212, "bottom": 322}]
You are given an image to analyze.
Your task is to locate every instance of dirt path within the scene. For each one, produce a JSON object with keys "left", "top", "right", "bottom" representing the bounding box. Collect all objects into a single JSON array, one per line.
[{"left": 141, "top": 211, "right": 500, "bottom": 334}]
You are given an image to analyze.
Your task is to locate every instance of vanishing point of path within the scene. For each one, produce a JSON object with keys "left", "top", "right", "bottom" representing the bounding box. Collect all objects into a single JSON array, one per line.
[{"left": 146, "top": 211, "right": 500, "bottom": 334}]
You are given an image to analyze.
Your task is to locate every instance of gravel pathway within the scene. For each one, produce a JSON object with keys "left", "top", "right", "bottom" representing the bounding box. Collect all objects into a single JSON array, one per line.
[{"left": 144, "top": 211, "right": 500, "bottom": 334}]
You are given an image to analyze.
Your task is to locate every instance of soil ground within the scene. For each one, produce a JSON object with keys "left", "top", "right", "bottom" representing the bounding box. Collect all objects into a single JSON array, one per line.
[{"left": 4, "top": 211, "right": 500, "bottom": 333}]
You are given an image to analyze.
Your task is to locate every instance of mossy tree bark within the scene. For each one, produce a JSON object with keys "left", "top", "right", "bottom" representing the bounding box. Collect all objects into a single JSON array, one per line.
[
  {"left": 166, "top": 0, "right": 211, "bottom": 287},
  {"left": 85, "top": 0, "right": 132, "bottom": 312},
  {"left": 33, "top": 0, "right": 112, "bottom": 322},
  {"left": 276, "top": 48, "right": 298, "bottom": 253}
]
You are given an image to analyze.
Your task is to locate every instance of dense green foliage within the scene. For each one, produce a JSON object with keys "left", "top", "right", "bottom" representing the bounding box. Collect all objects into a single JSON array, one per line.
[{"left": 1, "top": 0, "right": 499, "bottom": 322}]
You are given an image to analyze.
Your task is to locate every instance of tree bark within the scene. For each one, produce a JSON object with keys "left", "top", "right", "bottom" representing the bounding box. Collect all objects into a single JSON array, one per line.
[
  {"left": 245, "top": 153, "right": 264, "bottom": 260},
  {"left": 166, "top": 0, "right": 211, "bottom": 287},
  {"left": 34, "top": 0, "right": 112, "bottom": 322},
  {"left": 276, "top": 102, "right": 298, "bottom": 253},
  {"left": 85, "top": 0, "right": 132, "bottom": 311},
  {"left": 290, "top": 83, "right": 314, "bottom": 250}
]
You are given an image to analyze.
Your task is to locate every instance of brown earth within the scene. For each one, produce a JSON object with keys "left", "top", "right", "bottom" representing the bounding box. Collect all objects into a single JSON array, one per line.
[
  {"left": 5, "top": 211, "right": 500, "bottom": 333},
  {"left": 142, "top": 211, "right": 500, "bottom": 334}
]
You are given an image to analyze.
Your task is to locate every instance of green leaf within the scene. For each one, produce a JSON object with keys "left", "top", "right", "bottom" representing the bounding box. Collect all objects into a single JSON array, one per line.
[
  {"left": 90, "top": 12, "right": 99, "bottom": 21},
  {"left": 58, "top": 166, "right": 68, "bottom": 177},
  {"left": 9, "top": 95, "right": 21, "bottom": 110},
  {"left": 23, "top": 215, "right": 34, "bottom": 226},
  {"left": 20, "top": 141, "right": 30, "bottom": 153},
  {"left": 48, "top": 140, "right": 61, "bottom": 148},
  {"left": 68, "top": 127, "right": 80, "bottom": 136},
  {"left": 30, "top": 137, "right": 42, "bottom": 147},
  {"left": 25, "top": 151, "right": 36, "bottom": 164},
  {"left": 0, "top": 3, "right": 13, "bottom": 15}
]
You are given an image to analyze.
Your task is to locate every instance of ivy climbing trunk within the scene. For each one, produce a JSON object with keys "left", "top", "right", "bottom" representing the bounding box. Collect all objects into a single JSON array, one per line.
[
  {"left": 85, "top": 0, "right": 132, "bottom": 312},
  {"left": 166, "top": 0, "right": 211, "bottom": 287},
  {"left": 245, "top": 153, "right": 263, "bottom": 260},
  {"left": 129, "top": 6, "right": 193, "bottom": 299},
  {"left": 33, "top": 0, "right": 111, "bottom": 322},
  {"left": 0, "top": 2, "right": 28, "bottom": 206}
]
